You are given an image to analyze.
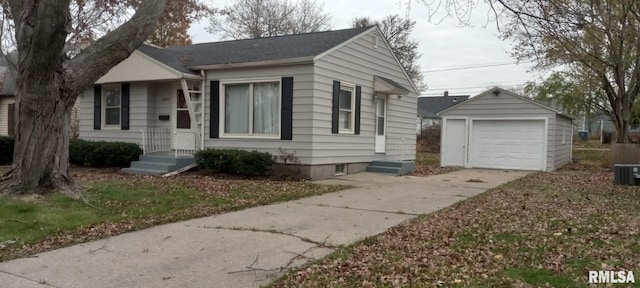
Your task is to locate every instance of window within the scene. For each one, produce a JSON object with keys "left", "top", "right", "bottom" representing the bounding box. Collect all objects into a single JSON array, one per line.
[
  {"left": 222, "top": 80, "right": 280, "bottom": 137},
  {"left": 103, "top": 86, "right": 121, "bottom": 127},
  {"left": 339, "top": 84, "right": 355, "bottom": 133},
  {"left": 335, "top": 164, "right": 346, "bottom": 175}
]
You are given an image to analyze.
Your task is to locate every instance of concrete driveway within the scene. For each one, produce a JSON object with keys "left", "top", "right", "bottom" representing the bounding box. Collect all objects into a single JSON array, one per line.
[{"left": 0, "top": 169, "right": 530, "bottom": 288}]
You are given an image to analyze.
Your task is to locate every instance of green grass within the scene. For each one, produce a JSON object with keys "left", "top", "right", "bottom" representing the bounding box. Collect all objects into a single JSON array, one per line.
[
  {"left": 0, "top": 177, "right": 348, "bottom": 261},
  {"left": 502, "top": 268, "right": 580, "bottom": 287}
]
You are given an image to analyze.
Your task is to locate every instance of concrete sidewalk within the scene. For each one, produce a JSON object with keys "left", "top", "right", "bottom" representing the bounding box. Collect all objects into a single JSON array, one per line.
[{"left": 0, "top": 169, "right": 530, "bottom": 288}]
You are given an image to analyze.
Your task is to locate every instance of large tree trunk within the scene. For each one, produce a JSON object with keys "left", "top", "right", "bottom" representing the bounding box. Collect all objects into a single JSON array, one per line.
[
  {"left": 0, "top": 0, "right": 168, "bottom": 196},
  {"left": 2, "top": 78, "right": 75, "bottom": 195}
]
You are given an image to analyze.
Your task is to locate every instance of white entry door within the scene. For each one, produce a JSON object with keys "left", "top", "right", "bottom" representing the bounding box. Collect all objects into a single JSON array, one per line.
[
  {"left": 173, "top": 88, "right": 196, "bottom": 152},
  {"left": 471, "top": 120, "right": 545, "bottom": 170},
  {"left": 375, "top": 98, "right": 386, "bottom": 153},
  {"left": 442, "top": 118, "right": 466, "bottom": 166}
]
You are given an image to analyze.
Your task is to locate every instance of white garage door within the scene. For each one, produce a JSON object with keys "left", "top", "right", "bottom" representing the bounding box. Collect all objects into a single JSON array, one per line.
[{"left": 471, "top": 120, "right": 546, "bottom": 170}]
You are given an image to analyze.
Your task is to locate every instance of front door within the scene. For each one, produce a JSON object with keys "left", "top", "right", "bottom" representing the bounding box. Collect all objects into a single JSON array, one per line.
[
  {"left": 173, "top": 88, "right": 196, "bottom": 152},
  {"left": 442, "top": 118, "right": 466, "bottom": 166},
  {"left": 375, "top": 98, "right": 386, "bottom": 153}
]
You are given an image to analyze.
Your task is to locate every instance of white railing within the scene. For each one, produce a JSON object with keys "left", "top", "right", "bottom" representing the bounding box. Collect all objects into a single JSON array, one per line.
[
  {"left": 173, "top": 130, "right": 200, "bottom": 157},
  {"left": 141, "top": 128, "right": 171, "bottom": 155}
]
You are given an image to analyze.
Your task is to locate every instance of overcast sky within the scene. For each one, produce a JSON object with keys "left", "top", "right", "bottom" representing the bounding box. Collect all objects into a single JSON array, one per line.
[{"left": 188, "top": 0, "right": 546, "bottom": 97}]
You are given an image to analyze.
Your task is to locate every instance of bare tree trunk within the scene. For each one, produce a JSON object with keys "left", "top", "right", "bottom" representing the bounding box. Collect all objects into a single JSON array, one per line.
[
  {"left": 0, "top": 0, "right": 168, "bottom": 196},
  {"left": 1, "top": 77, "right": 76, "bottom": 195}
]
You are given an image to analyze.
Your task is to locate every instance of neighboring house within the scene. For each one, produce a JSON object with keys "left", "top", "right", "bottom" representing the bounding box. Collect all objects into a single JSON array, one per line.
[
  {"left": 79, "top": 26, "right": 419, "bottom": 179},
  {"left": 416, "top": 91, "right": 469, "bottom": 132},
  {"left": 0, "top": 55, "right": 17, "bottom": 136},
  {"left": 440, "top": 87, "right": 573, "bottom": 172}
]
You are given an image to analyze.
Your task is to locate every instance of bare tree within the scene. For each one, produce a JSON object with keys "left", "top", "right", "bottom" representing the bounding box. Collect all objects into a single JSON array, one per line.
[
  {"left": 209, "top": 0, "right": 332, "bottom": 39},
  {"left": 0, "top": 0, "right": 168, "bottom": 196},
  {"left": 353, "top": 15, "right": 426, "bottom": 91}
]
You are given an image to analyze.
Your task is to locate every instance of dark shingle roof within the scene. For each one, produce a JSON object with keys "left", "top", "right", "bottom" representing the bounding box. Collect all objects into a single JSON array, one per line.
[
  {"left": 418, "top": 95, "right": 469, "bottom": 118},
  {"left": 139, "top": 26, "right": 374, "bottom": 73}
]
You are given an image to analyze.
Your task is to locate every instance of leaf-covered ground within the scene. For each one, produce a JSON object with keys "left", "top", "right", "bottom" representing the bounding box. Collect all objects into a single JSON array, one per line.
[
  {"left": 270, "top": 150, "right": 640, "bottom": 287},
  {"left": 412, "top": 152, "right": 456, "bottom": 176},
  {"left": 0, "top": 168, "right": 348, "bottom": 262}
]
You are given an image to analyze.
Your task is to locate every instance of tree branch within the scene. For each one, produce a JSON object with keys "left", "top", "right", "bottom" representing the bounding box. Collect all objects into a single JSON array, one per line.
[{"left": 64, "top": 0, "right": 169, "bottom": 97}]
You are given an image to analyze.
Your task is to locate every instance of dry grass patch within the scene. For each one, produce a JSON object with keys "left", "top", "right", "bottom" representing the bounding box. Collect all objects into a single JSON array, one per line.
[
  {"left": 270, "top": 150, "right": 640, "bottom": 287},
  {"left": 411, "top": 152, "right": 456, "bottom": 176}
]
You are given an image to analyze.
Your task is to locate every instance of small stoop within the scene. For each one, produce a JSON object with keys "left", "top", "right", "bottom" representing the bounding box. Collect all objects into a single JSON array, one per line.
[
  {"left": 366, "top": 160, "right": 416, "bottom": 176},
  {"left": 123, "top": 154, "right": 196, "bottom": 175}
]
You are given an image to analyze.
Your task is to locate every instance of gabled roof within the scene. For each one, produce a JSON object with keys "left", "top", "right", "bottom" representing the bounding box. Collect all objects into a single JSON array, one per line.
[
  {"left": 374, "top": 76, "right": 412, "bottom": 95},
  {"left": 139, "top": 26, "right": 374, "bottom": 70},
  {"left": 417, "top": 95, "right": 469, "bottom": 118},
  {"left": 439, "top": 86, "right": 575, "bottom": 119}
]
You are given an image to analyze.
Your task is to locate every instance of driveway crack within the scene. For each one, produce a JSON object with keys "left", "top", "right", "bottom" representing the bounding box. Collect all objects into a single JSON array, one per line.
[
  {"left": 296, "top": 202, "right": 421, "bottom": 216},
  {"left": 197, "top": 225, "right": 336, "bottom": 249},
  {"left": 0, "top": 269, "right": 60, "bottom": 288}
]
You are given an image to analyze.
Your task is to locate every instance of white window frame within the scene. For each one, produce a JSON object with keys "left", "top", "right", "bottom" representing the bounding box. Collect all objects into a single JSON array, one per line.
[
  {"left": 219, "top": 78, "right": 282, "bottom": 139},
  {"left": 102, "top": 85, "right": 121, "bottom": 129},
  {"left": 339, "top": 83, "right": 356, "bottom": 134}
]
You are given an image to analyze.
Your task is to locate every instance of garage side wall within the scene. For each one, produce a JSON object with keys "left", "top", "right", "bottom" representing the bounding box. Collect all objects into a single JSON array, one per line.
[
  {"left": 553, "top": 115, "right": 573, "bottom": 169},
  {"left": 442, "top": 92, "right": 557, "bottom": 171}
]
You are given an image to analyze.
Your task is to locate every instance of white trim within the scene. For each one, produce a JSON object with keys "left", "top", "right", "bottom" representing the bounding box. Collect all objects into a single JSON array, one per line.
[
  {"left": 189, "top": 56, "right": 314, "bottom": 70},
  {"left": 440, "top": 117, "right": 468, "bottom": 168},
  {"left": 218, "top": 78, "right": 282, "bottom": 139},
  {"left": 101, "top": 84, "right": 121, "bottom": 129},
  {"left": 338, "top": 82, "right": 356, "bottom": 134},
  {"left": 200, "top": 70, "right": 206, "bottom": 150},
  {"left": 467, "top": 117, "right": 548, "bottom": 171}
]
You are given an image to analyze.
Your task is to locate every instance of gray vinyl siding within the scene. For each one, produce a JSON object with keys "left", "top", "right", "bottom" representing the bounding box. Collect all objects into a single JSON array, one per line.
[
  {"left": 553, "top": 115, "right": 573, "bottom": 169},
  {"left": 312, "top": 29, "right": 417, "bottom": 165},
  {"left": 203, "top": 64, "right": 316, "bottom": 164},
  {"left": 442, "top": 91, "right": 571, "bottom": 171},
  {"left": 79, "top": 82, "right": 168, "bottom": 145}
]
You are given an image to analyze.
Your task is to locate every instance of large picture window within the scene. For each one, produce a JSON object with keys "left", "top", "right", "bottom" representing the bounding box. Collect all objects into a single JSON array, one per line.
[
  {"left": 339, "top": 84, "right": 355, "bottom": 133},
  {"left": 103, "top": 86, "right": 121, "bottom": 127},
  {"left": 223, "top": 80, "right": 280, "bottom": 137}
]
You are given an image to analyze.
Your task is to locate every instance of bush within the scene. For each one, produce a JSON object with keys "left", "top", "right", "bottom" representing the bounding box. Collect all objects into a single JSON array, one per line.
[
  {"left": 271, "top": 148, "right": 306, "bottom": 181},
  {"left": 0, "top": 136, "right": 14, "bottom": 165},
  {"left": 69, "top": 139, "right": 141, "bottom": 167},
  {"left": 195, "top": 149, "right": 274, "bottom": 176},
  {"left": 417, "top": 124, "right": 441, "bottom": 153}
]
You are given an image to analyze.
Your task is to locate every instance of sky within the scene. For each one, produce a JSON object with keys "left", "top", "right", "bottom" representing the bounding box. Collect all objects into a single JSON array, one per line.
[{"left": 188, "top": 0, "right": 547, "bottom": 97}]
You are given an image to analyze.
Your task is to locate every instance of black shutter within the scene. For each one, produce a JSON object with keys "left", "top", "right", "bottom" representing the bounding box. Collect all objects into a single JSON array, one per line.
[
  {"left": 355, "top": 85, "right": 361, "bottom": 135},
  {"left": 281, "top": 77, "right": 294, "bottom": 140},
  {"left": 332, "top": 80, "right": 340, "bottom": 134},
  {"left": 210, "top": 80, "right": 220, "bottom": 138},
  {"left": 7, "top": 103, "right": 14, "bottom": 136},
  {"left": 93, "top": 85, "right": 101, "bottom": 130},
  {"left": 121, "top": 83, "right": 130, "bottom": 130}
]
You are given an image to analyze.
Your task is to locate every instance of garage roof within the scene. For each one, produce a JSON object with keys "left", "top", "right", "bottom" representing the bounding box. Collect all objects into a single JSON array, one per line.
[{"left": 439, "top": 86, "right": 575, "bottom": 119}]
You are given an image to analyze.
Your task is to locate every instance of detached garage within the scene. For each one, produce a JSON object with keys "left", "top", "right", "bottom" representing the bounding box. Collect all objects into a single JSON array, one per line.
[{"left": 440, "top": 87, "right": 573, "bottom": 171}]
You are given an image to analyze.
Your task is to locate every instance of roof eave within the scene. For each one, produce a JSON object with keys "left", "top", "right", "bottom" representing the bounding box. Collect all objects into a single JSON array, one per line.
[{"left": 188, "top": 56, "right": 314, "bottom": 70}]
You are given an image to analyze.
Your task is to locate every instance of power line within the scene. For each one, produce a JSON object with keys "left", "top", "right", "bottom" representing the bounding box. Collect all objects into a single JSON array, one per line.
[
  {"left": 422, "top": 61, "right": 534, "bottom": 73},
  {"left": 426, "top": 83, "right": 527, "bottom": 91}
]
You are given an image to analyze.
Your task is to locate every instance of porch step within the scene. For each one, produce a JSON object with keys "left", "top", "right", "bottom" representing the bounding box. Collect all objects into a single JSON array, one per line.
[
  {"left": 123, "top": 154, "right": 197, "bottom": 175},
  {"left": 366, "top": 160, "right": 416, "bottom": 176}
]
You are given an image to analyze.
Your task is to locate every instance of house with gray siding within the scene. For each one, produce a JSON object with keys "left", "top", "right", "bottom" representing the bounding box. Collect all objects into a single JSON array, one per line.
[
  {"left": 439, "top": 87, "right": 573, "bottom": 172},
  {"left": 79, "top": 26, "right": 419, "bottom": 179}
]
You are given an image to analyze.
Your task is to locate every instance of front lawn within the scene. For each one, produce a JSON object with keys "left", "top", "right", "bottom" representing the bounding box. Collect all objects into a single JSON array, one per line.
[
  {"left": 270, "top": 150, "right": 640, "bottom": 287},
  {"left": 0, "top": 168, "right": 348, "bottom": 262}
]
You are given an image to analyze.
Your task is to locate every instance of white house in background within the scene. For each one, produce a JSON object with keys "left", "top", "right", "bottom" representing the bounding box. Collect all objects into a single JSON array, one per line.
[
  {"left": 79, "top": 26, "right": 419, "bottom": 179},
  {"left": 440, "top": 87, "right": 573, "bottom": 171}
]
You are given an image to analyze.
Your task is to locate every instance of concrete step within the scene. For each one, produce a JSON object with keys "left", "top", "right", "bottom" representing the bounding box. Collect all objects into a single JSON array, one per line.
[
  {"left": 122, "top": 167, "right": 167, "bottom": 175},
  {"left": 366, "top": 166, "right": 401, "bottom": 175},
  {"left": 366, "top": 160, "right": 416, "bottom": 176},
  {"left": 129, "top": 161, "right": 173, "bottom": 172}
]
